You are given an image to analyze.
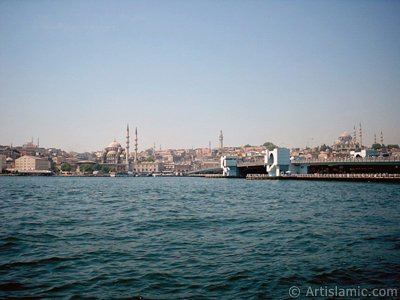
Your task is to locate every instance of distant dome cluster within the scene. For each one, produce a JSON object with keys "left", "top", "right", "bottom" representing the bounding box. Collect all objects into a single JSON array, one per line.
[
  {"left": 333, "top": 132, "right": 359, "bottom": 152},
  {"left": 102, "top": 139, "right": 127, "bottom": 164}
]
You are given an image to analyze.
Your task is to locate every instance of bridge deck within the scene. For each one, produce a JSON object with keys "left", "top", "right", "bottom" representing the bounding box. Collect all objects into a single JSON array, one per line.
[
  {"left": 247, "top": 173, "right": 400, "bottom": 182},
  {"left": 292, "top": 157, "right": 400, "bottom": 165}
]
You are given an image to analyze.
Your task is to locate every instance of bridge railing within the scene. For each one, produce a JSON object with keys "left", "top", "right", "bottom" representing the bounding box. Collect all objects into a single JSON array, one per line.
[
  {"left": 289, "top": 173, "right": 400, "bottom": 178},
  {"left": 292, "top": 156, "right": 400, "bottom": 164},
  {"left": 246, "top": 173, "right": 400, "bottom": 179},
  {"left": 237, "top": 158, "right": 265, "bottom": 167}
]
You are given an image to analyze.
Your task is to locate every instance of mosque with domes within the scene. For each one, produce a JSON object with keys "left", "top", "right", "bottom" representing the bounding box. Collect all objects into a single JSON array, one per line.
[
  {"left": 98, "top": 124, "right": 138, "bottom": 172},
  {"left": 102, "top": 139, "right": 128, "bottom": 164}
]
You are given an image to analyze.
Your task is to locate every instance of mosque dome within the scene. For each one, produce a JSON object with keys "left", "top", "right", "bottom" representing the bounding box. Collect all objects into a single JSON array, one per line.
[
  {"left": 101, "top": 126, "right": 131, "bottom": 165},
  {"left": 340, "top": 132, "right": 350, "bottom": 137},
  {"left": 107, "top": 140, "right": 121, "bottom": 149}
]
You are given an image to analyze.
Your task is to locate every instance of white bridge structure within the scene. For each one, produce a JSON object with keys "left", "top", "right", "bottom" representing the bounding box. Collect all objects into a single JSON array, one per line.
[
  {"left": 221, "top": 156, "right": 238, "bottom": 177},
  {"left": 219, "top": 148, "right": 400, "bottom": 178}
]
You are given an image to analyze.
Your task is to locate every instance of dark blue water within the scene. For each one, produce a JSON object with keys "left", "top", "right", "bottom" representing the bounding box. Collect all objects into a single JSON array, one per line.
[{"left": 0, "top": 177, "right": 399, "bottom": 299}]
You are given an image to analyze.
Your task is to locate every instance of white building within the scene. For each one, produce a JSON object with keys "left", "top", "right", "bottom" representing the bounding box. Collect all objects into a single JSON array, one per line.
[{"left": 350, "top": 149, "right": 378, "bottom": 158}]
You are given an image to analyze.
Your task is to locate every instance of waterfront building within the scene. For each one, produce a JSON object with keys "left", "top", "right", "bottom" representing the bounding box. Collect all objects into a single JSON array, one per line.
[
  {"left": 162, "top": 162, "right": 175, "bottom": 173},
  {"left": 174, "top": 164, "right": 192, "bottom": 174},
  {"left": 15, "top": 155, "right": 50, "bottom": 171},
  {"left": 6, "top": 157, "right": 15, "bottom": 169},
  {"left": 0, "top": 154, "right": 6, "bottom": 172},
  {"left": 135, "top": 162, "right": 164, "bottom": 174}
]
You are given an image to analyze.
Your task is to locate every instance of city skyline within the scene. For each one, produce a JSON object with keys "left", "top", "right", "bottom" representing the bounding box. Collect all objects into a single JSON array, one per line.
[
  {"left": 2, "top": 123, "right": 395, "bottom": 154},
  {"left": 1, "top": 1, "right": 399, "bottom": 152}
]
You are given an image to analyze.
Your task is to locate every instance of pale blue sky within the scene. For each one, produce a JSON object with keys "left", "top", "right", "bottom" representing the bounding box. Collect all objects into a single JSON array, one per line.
[{"left": 0, "top": 0, "right": 399, "bottom": 152}]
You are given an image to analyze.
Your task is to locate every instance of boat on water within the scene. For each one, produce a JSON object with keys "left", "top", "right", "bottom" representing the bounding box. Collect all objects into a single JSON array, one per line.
[{"left": 110, "top": 171, "right": 135, "bottom": 177}]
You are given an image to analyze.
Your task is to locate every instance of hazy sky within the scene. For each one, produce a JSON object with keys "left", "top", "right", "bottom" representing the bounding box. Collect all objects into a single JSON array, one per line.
[{"left": 1, "top": 0, "right": 399, "bottom": 152}]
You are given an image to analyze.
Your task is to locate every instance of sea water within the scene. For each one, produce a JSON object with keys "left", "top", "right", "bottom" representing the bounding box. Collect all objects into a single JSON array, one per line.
[{"left": 0, "top": 177, "right": 399, "bottom": 299}]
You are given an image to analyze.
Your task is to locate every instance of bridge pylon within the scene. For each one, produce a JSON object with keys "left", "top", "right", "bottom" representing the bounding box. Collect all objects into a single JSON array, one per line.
[
  {"left": 265, "top": 148, "right": 291, "bottom": 176},
  {"left": 221, "top": 156, "right": 238, "bottom": 177}
]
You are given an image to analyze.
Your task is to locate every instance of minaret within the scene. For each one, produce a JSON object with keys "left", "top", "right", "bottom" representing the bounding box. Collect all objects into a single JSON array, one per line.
[
  {"left": 374, "top": 133, "right": 377, "bottom": 145},
  {"left": 380, "top": 131, "right": 384, "bottom": 145},
  {"left": 37, "top": 137, "right": 40, "bottom": 148},
  {"left": 134, "top": 127, "right": 138, "bottom": 165},
  {"left": 219, "top": 130, "right": 224, "bottom": 149},
  {"left": 359, "top": 123, "right": 363, "bottom": 149},
  {"left": 353, "top": 125, "right": 357, "bottom": 144},
  {"left": 126, "top": 123, "right": 130, "bottom": 171}
]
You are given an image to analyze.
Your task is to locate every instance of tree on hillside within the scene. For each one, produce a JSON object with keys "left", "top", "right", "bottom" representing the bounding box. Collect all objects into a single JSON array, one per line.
[
  {"left": 101, "top": 165, "right": 111, "bottom": 173},
  {"left": 61, "top": 163, "right": 72, "bottom": 172},
  {"left": 263, "top": 142, "right": 277, "bottom": 151},
  {"left": 80, "top": 164, "right": 94, "bottom": 173},
  {"left": 319, "top": 144, "right": 328, "bottom": 152},
  {"left": 319, "top": 144, "right": 332, "bottom": 152},
  {"left": 51, "top": 164, "right": 59, "bottom": 174},
  {"left": 371, "top": 143, "right": 382, "bottom": 150}
]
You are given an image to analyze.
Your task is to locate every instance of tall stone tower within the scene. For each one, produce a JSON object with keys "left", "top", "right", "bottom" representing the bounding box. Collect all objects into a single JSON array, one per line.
[{"left": 219, "top": 130, "right": 224, "bottom": 150}]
